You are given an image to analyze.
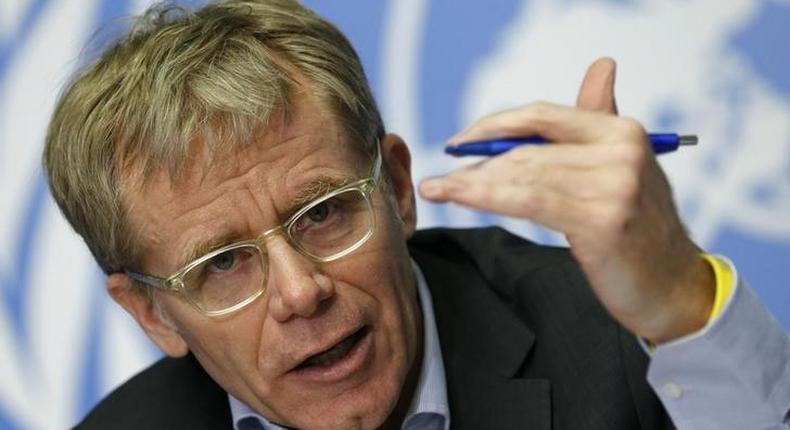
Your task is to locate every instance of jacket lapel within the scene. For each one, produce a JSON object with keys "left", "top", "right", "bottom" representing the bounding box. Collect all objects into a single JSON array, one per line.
[
  {"left": 183, "top": 354, "right": 234, "bottom": 429},
  {"left": 411, "top": 245, "right": 552, "bottom": 430}
]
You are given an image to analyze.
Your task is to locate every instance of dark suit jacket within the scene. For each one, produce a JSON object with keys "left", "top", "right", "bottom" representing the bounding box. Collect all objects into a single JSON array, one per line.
[{"left": 76, "top": 227, "right": 673, "bottom": 429}]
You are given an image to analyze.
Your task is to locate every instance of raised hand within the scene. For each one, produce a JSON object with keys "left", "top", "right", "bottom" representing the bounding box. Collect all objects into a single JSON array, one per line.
[{"left": 419, "top": 58, "right": 714, "bottom": 344}]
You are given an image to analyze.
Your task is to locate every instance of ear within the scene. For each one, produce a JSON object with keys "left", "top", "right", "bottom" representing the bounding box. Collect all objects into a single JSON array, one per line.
[
  {"left": 380, "top": 133, "right": 417, "bottom": 238},
  {"left": 107, "top": 273, "right": 189, "bottom": 358}
]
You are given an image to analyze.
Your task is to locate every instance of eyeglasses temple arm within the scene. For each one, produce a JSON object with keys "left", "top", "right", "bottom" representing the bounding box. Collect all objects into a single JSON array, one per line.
[
  {"left": 371, "top": 140, "right": 383, "bottom": 183},
  {"left": 125, "top": 270, "right": 169, "bottom": 290}
]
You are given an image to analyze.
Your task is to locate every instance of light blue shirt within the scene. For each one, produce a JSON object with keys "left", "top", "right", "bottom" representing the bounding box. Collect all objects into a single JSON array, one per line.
[
  {"left": 229, "top": 257, "right": 790, "bottom": 430},
  {"left": 228, "top": 260, "right": 450, "bottom": 430}
]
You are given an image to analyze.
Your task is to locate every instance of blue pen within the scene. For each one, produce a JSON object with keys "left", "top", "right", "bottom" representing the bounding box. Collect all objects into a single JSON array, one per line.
[{"left": 445, "top": 133, "right": 698, "bottom": 156}]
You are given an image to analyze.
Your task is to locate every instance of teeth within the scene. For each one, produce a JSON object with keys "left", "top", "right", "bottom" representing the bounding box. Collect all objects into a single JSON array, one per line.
[{"left": 302, "top": 329, "right": 364, "bottom": 368}]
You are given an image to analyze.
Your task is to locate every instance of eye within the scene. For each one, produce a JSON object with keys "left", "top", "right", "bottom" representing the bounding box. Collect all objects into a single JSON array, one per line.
[
  {"left": 306, "top": 201, "right": 330, "bottom": 223},
  {"left": 207, "top": 250, "right": 239, "bottom": 273},
  {"left": 295, "top": 199, "right": 339, "bottom": 232},
  {"left": 183, "top": 247, "right": 258, "bottom": 295}
]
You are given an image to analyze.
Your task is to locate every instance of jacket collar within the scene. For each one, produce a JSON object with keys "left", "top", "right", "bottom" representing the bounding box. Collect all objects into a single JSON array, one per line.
[{"left": 410, "top": 244, "right": 551, "bottom": 430}]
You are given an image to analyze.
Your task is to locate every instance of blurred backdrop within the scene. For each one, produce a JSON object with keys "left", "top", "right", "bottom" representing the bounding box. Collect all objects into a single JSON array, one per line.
[{"left": 1, "top": 0, "right": 789, "bottom": 428}]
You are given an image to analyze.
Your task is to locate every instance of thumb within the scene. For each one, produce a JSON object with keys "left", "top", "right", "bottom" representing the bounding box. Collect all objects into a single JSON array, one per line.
[{"left": 576, "top": 57, "right": 619, "bottom": 114}]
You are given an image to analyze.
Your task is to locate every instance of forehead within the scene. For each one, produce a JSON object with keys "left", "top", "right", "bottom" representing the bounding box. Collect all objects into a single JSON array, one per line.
[
  {"left": 173, "top": 88, "right": 366, "bottom": 183},
  {"left": 127, "top": 84, "right": 370, "bottom": 192},
  {"left": 123, "top": 89, "right": 370, "bottom": 272}
]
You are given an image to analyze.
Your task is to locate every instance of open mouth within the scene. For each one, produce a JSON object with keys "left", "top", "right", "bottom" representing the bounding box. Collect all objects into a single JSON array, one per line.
[{"left": 295, "top": 326, "right": 370, "bottom": 370}]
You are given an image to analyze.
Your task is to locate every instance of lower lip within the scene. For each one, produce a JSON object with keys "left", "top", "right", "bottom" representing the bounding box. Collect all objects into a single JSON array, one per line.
[{"left": 290, "top": 328, "right": 374, "bottom": 383}]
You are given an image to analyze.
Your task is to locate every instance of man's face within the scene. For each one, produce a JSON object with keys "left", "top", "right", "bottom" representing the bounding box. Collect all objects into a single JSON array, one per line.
[{"left": 117, "top": 88, "right": 421, "bottom": 429}]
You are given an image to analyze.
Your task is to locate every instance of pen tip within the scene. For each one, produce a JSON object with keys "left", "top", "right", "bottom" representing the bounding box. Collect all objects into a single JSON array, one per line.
[{"left": 679, "top": 135, "right": 698, "bottom": 146}]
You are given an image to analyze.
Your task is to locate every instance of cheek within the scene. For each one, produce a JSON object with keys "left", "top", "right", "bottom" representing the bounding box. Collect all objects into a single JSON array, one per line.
[
  {"left": 334, "top": 224, "right": 422, "bottom": 372},
  {"left": 332, "top": 224, "right": 417, "bottom": 329},
  {"left": 169, "top": 302, "right": 272, "bottom": 393},
  {"left": 367, "top": 218, "right": 419, "bottom": 347}
]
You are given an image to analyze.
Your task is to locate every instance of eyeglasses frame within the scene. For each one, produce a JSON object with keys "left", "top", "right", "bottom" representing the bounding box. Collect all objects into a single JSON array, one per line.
[{"left": 125, "top": 144, "right": 383, "bottom": 317}]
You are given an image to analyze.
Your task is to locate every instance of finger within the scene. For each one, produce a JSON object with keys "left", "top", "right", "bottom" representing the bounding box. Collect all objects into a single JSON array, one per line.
[
  {"left": 423, "top": 140, "right": 642, "bottom": 202},
  {"left": 448, "top": 102, "right": 644, "bottom": 149},
  {"left": 419, "top": 173, "right": 594, "bottom": 234},
  {"left": 527, "top": 164, "right": 638, "bottom": 202},
  {"left": 458, "top": 157, "right": 636, "bottom": 207},
  {"left": 449, "top": 102, "right": 605, "bottom": 144},
  {"left": 576, "top": 57, "right": 619, "bottom": 114},
  {"left": 500, "top": 141, "right": 618, "bottom": 169},
  {"left": 499, "top": 144, "right": 645, "bottom": 199}
]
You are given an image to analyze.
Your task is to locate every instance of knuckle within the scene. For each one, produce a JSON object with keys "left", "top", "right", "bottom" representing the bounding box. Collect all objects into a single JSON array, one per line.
[
  {"left": 506, "top": 145, "right": 538, "bottom": 166},
  {"left": 618, "top": 117, "right": 648, "bottom": 139},
  {"left": 616, "top": 171, "right": 641, "bottom": 203},
  {"left": 518, "top": 189, "right": 541, "bottom": 217},
  {"left": 603, "top": 164, "right": 643, "bottom": 207},
  {"left": 529, "top": 100, "right": 554, "bottom": 114},
  {"left": 470, "top": 120, "right": 496, "bottom": 137},
  {"left": 611, "top": 141, "right": 647, "bottom": 168},
  {"left": 473, "top": 184, "right": 494, "bottom": 206},
  {"left": 598, "top": 204, "right": 634, "bottom": 237},
  {"left": 527, "top": 100, "right": 555, "bottom": 120},
  {"left": 523, "top": 101, "right": 555, "bottom": 134},
  {"left": 478, "top": 111, "right": 503, "bottom": 129}
]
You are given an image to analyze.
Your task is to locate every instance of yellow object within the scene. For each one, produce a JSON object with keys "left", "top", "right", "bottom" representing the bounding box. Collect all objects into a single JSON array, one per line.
[
  {"left": 646, "top": 254, "right": 735, "bottom": 351},
  {"left": 701, "top": 253, "right": 735, "bottom": 321}
]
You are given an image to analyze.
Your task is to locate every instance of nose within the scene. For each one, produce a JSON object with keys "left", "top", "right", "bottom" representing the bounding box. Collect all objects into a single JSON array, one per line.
[{"left": 265, "top": 235, "right": 335, "bottom": 322}]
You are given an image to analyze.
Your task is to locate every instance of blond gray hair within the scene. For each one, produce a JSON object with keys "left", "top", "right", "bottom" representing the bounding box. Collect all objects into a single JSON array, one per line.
[{"left": 43, "top": 0, "right": 384, "bottom": 274}]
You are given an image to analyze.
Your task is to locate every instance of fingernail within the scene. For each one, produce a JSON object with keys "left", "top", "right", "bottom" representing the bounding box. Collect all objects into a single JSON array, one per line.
[{"left": 420, "top": 179, "right": 442, "bottom": 198}]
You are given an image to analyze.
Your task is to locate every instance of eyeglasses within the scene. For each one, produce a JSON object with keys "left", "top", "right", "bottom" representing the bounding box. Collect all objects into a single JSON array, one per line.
[{"left": 125, "top": 146, "right": 382, "bottom": 317}]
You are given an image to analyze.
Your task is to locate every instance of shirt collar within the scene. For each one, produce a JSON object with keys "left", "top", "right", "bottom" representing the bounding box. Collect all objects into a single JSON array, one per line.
[
  {"left": 228, "top": 259, "right": 450, "bottom": 430},
  {"left": 402, "top": 259, "right": 450, "bottom": 429}
]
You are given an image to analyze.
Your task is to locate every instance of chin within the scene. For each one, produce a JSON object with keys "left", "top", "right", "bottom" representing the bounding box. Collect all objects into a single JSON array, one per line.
[
  {"left": 292, "top": 342, "right": 410, "bottom": 430},
  {"left": 283, "top": 359, "right": 407, "bottom": 430}
]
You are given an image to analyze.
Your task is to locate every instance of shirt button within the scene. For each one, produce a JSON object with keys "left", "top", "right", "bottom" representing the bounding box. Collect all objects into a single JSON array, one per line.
[{"left": 663, "top": 382, "right": 684, "bottom": 399}]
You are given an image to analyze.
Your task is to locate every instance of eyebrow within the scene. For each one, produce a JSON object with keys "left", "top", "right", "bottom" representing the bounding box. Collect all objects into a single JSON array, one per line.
[
  {"left": 177, "top": 231, "right": 246, "bottom": 272},
  {"left": 286, "top": 175, "right": 355, "bottom": 215}
]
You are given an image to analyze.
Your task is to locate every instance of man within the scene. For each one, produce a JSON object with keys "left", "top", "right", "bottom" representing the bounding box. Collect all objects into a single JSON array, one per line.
[{"left": 43, "top": 1, "right": 789, "bottom": 429}]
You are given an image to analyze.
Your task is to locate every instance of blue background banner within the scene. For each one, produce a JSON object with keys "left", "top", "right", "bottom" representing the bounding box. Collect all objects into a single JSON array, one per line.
[{"left": 1, "top": 0, "right": 788, "bottom": 428}]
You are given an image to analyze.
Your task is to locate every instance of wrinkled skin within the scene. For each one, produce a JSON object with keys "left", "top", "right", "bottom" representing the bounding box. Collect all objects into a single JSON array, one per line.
[{"left": 108, "top": 85, "right": 423, "bottom": 429}]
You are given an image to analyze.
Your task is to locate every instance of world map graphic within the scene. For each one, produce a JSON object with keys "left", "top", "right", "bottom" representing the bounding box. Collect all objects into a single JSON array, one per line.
[{"left": 0, "top": 0, "right": 788, "bottom": 428}]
